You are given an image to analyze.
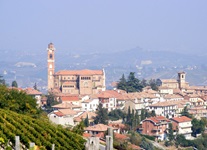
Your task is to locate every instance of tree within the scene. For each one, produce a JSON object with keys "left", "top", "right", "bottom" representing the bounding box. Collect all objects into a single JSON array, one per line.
[
  {"left": 45, "top": 92, "right": 60, "bottom": 112},
  {"left": 167, "top": 123, "right": 174, "bottom": 142},
  {"left": 84, "top": 115, "right": 89, "bottom": 127},
  {"left": 127, "top": 72, "right": 143, "bottom": 92},
  {"left": 108, "top": 109, "right": 126, "bottom": 121},
  {"left": 72, "top": 120, "right": 85, "bottom": 135},
  {"left": 149, "top": 79, "right": 158, "bottom": 91},
  {"left": 0, "top": 85, "right": 40, "bottom": 116},
  {"left": 11, "top": 80, "right": 18, "bottom": 87},
  {"left": 117, "top": 74, "right": 127, "bottom": 91},
  {"left": 130, "top": 132, "right": 142, "bottom": 146},
  {"left": 151, "top": 110, "right": 156, "bottom": 117},
  {"left": 94, "top": 103, "right": 108, "bottom": 124},
  {"left": 192, "top": 118, "right": 206, "bottom": 137},
  {"left": 181, "top": 106, "right": 192, "bottom": 118},
  {"left": 33, "top": 83, "right": 37, "bottom": 90},
  {"left": 0, "top": 75, "right": 5, "bottom": 85},
  {"left": 141, "top": 109, "right": 145, "bottom": 121}
]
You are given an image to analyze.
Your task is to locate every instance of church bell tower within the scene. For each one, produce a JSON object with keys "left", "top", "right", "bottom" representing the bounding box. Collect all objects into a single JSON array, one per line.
[{"left": 47, "top": 43, "right": 55, "bottom": 91}]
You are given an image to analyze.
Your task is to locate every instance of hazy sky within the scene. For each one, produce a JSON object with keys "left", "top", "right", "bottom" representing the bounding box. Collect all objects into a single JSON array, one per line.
[{"left": 1, "top": 0, "right": 207, "bottom": 54}]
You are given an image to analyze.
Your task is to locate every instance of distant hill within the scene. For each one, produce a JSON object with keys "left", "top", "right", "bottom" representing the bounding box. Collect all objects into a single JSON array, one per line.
[
  {"left": 1, "top": 47, "right": 207, "bottom": 91},
  {"left": 0, "top": 109, "right": 85, "bottom": 149}
]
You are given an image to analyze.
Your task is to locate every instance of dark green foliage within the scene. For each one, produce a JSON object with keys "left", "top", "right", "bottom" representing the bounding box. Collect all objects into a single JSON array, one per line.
[
  {"left": 149, "top": 79, "right": 158, "bottom": 91},
  {"left": 0, "top": 85, "right": 40, "bottom": 116},
  {"left": 130, "top": 132, "right": 142, "bottom": 146},
  {"left": 167, "top": 123, "right": 174, "bottom": 142},
  {"left": 140, "top": 138, "right": 154, "bottom": 150},
  {"left": 181, "top": 106, "right": 192, "bottom": 118},
  {"left": 84, "top": 115, "right": 89, "bottom": 127},
  {"left": 127, "top": 72, "right": 143, "bottom": 92},
  {"left": 117, "top": 73, "right": 159, "bottom": 92},
  {"left": 94, "top": 103, "right": 108, "bottom": 124},
  {"left": 141, "top": 109, "right": 145, "bottom": 121},
  {"left": 151, "top": 110, "right": 156, "bottom": 117},
  {"left": 191, "top": 118, "right": 206, "bottom": 137},
  {"left": 108, "top": 109, "right": 126, "bottom": 121},
  {"left": 72, "top": 121, "right": 85, "bottom": 135},
  {"left": 11, "top": 81, "right": 18, "bottom": 88},
  {"left": 117, "top": 74, "right": 127, "bottom": 92},
  {"left": 45, "top": 92, "right": 60, "bottom": 112},
  {"left": 33, "top": 83, "right": 37, "bottom": 90},
  {"left": 0, "top": 75, "right": 6, "bottom": 85},
  {"left": 140, "top": 134, "right": 155, "bottom": 141},
  {"left": 0, "top": 109, "right": 85, "bottom": 149}
]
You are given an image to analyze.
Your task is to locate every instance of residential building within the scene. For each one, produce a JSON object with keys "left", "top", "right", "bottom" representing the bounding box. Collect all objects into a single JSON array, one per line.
[
  {"left": 170, "top": 116, "right": 192, "bottom": 139},
  {"left": 141, "top": 116, "right": 170, "bottom": 141},
  {"left": 24, "top": 87, "right": 42, "bottom": 107},
  {"left": 81, "top": 98, "right": 99, "bottom": 111},
  {"left": 48, "top": 109, "right": 80, "bottom": 126}
]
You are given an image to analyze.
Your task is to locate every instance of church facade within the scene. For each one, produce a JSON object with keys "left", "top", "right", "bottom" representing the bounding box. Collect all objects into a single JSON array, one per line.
[{"left": 47, "top": 43, "right": 106, "bottom": 95}]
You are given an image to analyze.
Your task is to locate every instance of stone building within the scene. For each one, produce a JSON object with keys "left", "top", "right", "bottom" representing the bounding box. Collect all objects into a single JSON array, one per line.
[{"left": 47, "top": 43, "right": 106, "bottom": 95}]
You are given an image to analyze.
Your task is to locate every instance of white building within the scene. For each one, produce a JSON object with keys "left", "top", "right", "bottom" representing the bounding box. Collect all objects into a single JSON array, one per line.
[{"left": 171, "top": 116, "right": 192, "bottom": 139}]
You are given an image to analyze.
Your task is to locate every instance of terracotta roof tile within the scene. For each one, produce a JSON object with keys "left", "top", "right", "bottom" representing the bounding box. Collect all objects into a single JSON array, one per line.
[
  {"left": 84, "top": 124, "right": 112, "bottom": 132},
  {"left": 55, "top": 69, "right": 103, "bottom": 75},
  {"left": 143, "top": 116, "right": 170, "bottom": 124},
  {"left": 60, "top": 96, "right": 79, "bottom": 101},
  {"left": 171, "top": 116, "right": 192, "bottom": 123},
  {"left": 24, "top": 88, "right": 42, "bottom": 95}
]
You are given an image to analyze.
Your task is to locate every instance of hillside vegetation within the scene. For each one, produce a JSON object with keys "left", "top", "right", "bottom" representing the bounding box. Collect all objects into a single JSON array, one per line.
[
  {"left": 0, "top": 109, "right": 85, "bottom": 149},
  {"left": 0, "top": 85, "right": 85, "bottom": 149}
]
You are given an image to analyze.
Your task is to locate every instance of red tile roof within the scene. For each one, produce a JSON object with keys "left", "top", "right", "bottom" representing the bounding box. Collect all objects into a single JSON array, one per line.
[
  {"left": 55, "top": 69, "right": 103, "bottom": 75},
  {"left": 54, "top": 111, "right": 64, "bottom": 117},
  {"left": 114, "top": 133, "right": 129, "bottom": 140},
  {"left": 85, "top": 124, "right": 112, "bottom": 132},
  {"left": 24, "top": 88, "right": 42, "bottom": 95},
  {"left": 83, "top": 133, "right": 91, "bottom": 138},
  {"left": 60, "top": 96, "right": 79, "bottom": 101},
  {"left": 171, "top": 116, "right": 192, "bottom": 123},
  {"left": 143, "top": 116, "right": 170, "bottom": 124}
]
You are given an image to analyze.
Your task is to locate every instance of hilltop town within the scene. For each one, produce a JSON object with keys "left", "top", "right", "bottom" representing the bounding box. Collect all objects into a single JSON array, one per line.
[{"left": 1, "top": 43, "right": 207, "bottom": 149}]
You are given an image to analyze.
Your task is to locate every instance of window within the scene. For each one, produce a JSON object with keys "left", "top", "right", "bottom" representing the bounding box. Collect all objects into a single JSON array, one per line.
[{"left": 49, "top": 54, "right": 53, "bottom": 59}]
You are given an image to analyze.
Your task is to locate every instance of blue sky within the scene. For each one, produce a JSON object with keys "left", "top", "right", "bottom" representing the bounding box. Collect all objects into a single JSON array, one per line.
[{"left": 0, "top": 0, "right": 207, "bottom": 54}]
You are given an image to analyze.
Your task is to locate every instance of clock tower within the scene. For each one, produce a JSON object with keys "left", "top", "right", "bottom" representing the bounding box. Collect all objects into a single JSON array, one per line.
[{"left": 47, "top": 43, "right": 55, "bottom": 91}]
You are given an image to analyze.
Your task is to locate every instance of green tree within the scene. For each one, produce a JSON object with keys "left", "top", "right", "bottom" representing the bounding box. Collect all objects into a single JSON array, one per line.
[
  {"left": 135, "top": 110, "right": 140, "bottom": 128},
  {"left": 141, "top": 109, "right": 145, "bottom": 121},
  {"left": 108, "top": 109, "right": 126, "bottom": 121},
  {"left": 192, "top": 118, "right": 206, "bottom": 137},
  {"left": 84, "top": 115, "right": 89, "bottom": 127},
  {"left": 11, "top": 80, "right": 18, "bottom": 87},
  {"left": 94, "top": 103, "right": 108, "bottom": 124},
  {"left": 46, "top": 93, "right": 59, "bottom": 108},
  {"left": 127, "top": 72, "right": 143, "bottom": 92},
  {"left": 0, "top": 75, "right": 5, "bottom": 85},
  {"left": 0, "top": 85, "right": 40, "bottom": 116},
  {"left": 181, "top": 106, "right": 192, "bottom": 118},
  {"left": 151, "top": 110, "right": 156, "bottom": 117},
  {"left": 130, "top": 132, "right": 142, "bottom": 146},
  {"left": 167, "top": 123, "right": 174, "bottom": 142},
  {"left": 117, "top": 74, "right": 127, "bottom": 91},
  {"left": 33, "top": 83, "right": 37, "bottom": 90},
  {"left": 148, "top": 79, "right": 158, "bottom": 91},
  {"left": 72, "top": 120, "right": 85, "bottom": 135}
]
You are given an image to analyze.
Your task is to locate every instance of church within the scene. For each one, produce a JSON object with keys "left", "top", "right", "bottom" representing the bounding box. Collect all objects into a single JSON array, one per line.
[{"left": 47, "top": 43, "right": 106, "bottom": 95}]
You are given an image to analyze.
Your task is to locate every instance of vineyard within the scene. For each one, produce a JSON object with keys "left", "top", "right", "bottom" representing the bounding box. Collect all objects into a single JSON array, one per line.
[{"left": 0, "top": 109, "right": 85, "bottom": 150}]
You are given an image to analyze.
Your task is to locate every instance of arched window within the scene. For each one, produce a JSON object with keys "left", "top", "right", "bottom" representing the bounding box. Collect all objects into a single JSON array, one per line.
[{"left": 49, "top": 54, "right": 53, "bottom": 59}]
